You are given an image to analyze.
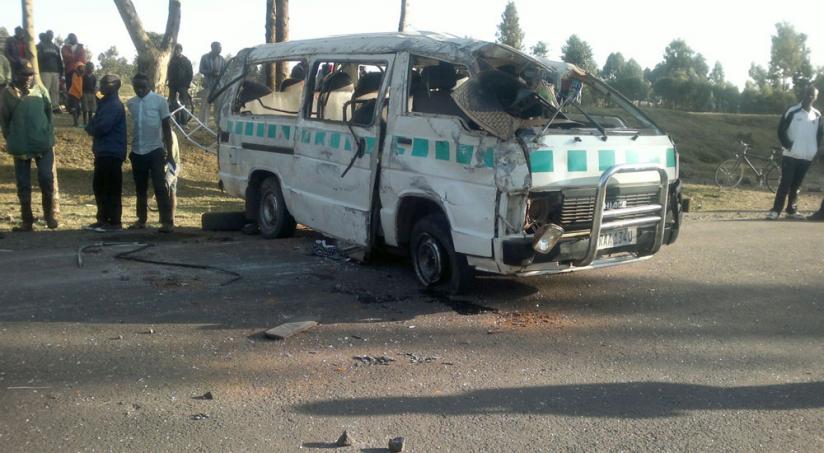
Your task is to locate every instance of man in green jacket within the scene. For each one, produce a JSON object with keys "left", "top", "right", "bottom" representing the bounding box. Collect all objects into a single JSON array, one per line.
[{"left": 0, "top": 59, "right": 59, "bottom": 231}]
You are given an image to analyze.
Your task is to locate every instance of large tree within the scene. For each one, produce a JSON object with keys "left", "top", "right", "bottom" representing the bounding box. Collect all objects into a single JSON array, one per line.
[
  {"left": 114, "top": 0, "right": 181, "bottom": 90},
  {"left": 530, "top": 41, "right": 548, "bottom": 58},
  {"left": 496, "top": 1, "right": 524, "bottom": 50},
  {"left": 602, "top": 52, "right": 626, "bottom": 80},
  {"left": 769, "top": 22, "right": 813, "bottom": 93},
  {"left": 21, "top": 0, "right": 41, "bottom": 85},
  {"left": 265, "top": 0, "right": 289, "bottom": 89},
  {"left": 561, "top": 35, "right": 596, "bottom": 73},
  {"left": 398, "top": 0, "right": 409, "bottom": 32}
]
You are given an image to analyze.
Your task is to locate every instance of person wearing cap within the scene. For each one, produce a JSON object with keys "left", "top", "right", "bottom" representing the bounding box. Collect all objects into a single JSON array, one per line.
[
  {"left": 37, "top": 30, "right": 63, "bottom": 113},
  {"left": 166, "top": 43, "right": 193, "bottom": 125},
  {"left": 0, "top": 59, "right": 59, "bottom": 231},
  {"left": 85, "top": 75, "right": 127, "bottom": 231},
  {"left": 60, "top": 33, "right": 86, "bottom": 93},
  {"left": 198, "top": 41, "right": 225, "bottom": 124},
  {"left": 126, "top": 73, "right": 175, "bottom": 233}
]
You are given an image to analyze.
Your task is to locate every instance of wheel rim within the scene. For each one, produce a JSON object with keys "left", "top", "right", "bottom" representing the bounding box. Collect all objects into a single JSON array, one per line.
[
  {"left": 716, "top": 160, "right": 743, "bottom": 187},
  {"left": 261, "top": 192, "right": 278, "bottom": 228},
  {"left": 414, "top": 233, "right": 444, "bottom": 286}
]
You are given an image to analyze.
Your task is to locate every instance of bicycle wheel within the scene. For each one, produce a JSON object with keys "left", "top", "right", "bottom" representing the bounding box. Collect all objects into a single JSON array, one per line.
[
  {"left": 765, "top": 162, "right": 781, "bottom": 193},
  {"left": 715, "top": 159, "right": 744, "bottom": 188}
]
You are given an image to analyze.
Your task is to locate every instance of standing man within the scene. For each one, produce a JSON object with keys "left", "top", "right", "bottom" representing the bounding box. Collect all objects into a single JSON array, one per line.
[
  {"left": 126, "top": 74, "right": 174, "bottom": 233},
  {"left": 198, "top": 41, "right": 225, "bottom": 124},
  {"left": 166, "top": 43, "right": 193, "bottom": 125},
  {"left": 61, "top": 33, "right": 86, "bottom": 94},
  {"left": 85, "top": 75, "right": 127, "bottom": 231},
  {"left": 767, "top": 86, "right": 822, "bottom": 220},
  {"left": 36, "top": 30, "right": 63, "bottom": 113},
  {"left": 4, "top": 27, "right": 27, "bottom": 71},
  {"left": 0, "top": 60, "right": 59, "bottom": 231}
]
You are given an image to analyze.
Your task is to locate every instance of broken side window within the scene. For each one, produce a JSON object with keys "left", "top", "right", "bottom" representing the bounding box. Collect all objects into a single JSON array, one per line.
[
  {"left": 406, "top": 55, "right": 479, "bottom": 131},
  {"left": 304, "top": 61, "right": 387, "bottom": 126},
  {"left": 234, "top": 59, "right": 307, "bottom": 117}
]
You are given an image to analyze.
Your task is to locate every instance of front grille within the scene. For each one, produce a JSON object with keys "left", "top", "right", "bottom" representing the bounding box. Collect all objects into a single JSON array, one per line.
[{"left": 561, "top": 192, "right": 658, "bottom": 229}]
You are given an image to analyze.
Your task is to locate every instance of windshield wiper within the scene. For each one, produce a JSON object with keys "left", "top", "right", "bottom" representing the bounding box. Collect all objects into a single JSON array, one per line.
[{"left": 570, "top": 102, "right": 608, "bottom": 141}]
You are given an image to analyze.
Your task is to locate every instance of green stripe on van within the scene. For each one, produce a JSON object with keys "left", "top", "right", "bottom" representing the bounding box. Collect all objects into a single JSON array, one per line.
[
  {"left": 330, "top": 132, "right": 341, "bottom": 149},
  {"left": 245, "top": 122, "right": 255, "bottom": 136},
  {"left": 666, "top": 148, "right": 676, "bottom": 168},
  {"left": 267, "top": 125, "right": 277, "bottom": 139},
  {"left": 314, "top": 131, "right": 326, "bottom": 146},
  {"left": 435, "top": 141, "right": 450, "bottom": 161},
  {"left": 530, "top": 149, "right": 553, "bottom": 173},
  {"left": 301, "top": 128, "right": 311, "bottom": 144},
  {"left": 598, "top": 150, "right": 615, "bottom": 171},
  {"left": 567, "top": 150, "right": 587, "bottom": 172},
  {"left": 412, "top": 138, "right": 429, "bottom": 158},
  {"left": 456, "top": 144, "right": 473, "bottom": 165},
  {"left": 234, "top": 121, "right": 244, "bottom": 135},
  {"left": 484, "top": 148, "right": 494, "bottom": 168},
  {"left": 364, "top": 137, "right": 376, "bottom": 154},
  {"left": 282, "top": 125, "right": 291, "bottom": 140}
]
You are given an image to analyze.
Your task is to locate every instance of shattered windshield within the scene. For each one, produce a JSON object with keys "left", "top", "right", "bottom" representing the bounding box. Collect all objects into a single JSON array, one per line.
[{"left": 451, "top": 44, "right": 661, "bottom": 139}]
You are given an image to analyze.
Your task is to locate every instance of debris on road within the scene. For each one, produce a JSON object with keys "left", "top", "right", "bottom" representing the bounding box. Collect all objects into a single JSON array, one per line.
[
  {"left": 388, "top": 436, "right": 405, "bottom": 452},
  {"left": 193, "top": 391, "right": 214, "bottom": 400},
  {"left": 335, "top": 430, "right": 355, "bottom": 447},
  {"left": 110, "top": 335, "right": 124, "bottom": 340},
  {"left": 144, "top": 328, "right": 156, "bottom": 335},
  {"left": 312, "top": 240, "right": 347, "bottom": 261},
  {"left": 190, "top": 413, "right": 210, "bottom": 421},
  {"left": 264, "top": 321, "right": 319, "bottom": 340},
  {"left": 353, "top": 355, "right": 395, "bottom": 366},
  {"left": 400, "top": 352, "right": 439, "bottom": 364}
]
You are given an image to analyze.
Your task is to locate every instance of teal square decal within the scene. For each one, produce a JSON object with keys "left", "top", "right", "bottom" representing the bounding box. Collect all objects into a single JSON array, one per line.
[
  {"left": 456, "top": 144, "right": 474, "bottom": 165},
  {"left": 314, "top": 131, "right": 326, "bottom": 146},
  {"left": 626, "top": 150, "right": 640, "bottom": 164},
  {"left": 282, "top": 125, "right": 291, "bottom": 140},
  {"left": 412, "top": 138, "right": 429, "bottom": 157},
  {"left": 226, "top": 120, "right": 233, "bottom": 132},
  {"left": 364, "top": 137, "right": 376, "bottom": 154},
  {"left": 301, "top": 129, "right": 311, "bottom": 144},
  {"left": 598, "top": 150, "right": 615, "bottom": 171},
  {"left": 330, "top": 133, "right": 341, "bottom": 149},
  {"left": 267, "top": 125, "right": 277, "bottom": 138},
  {"left": 666, "top": 148, "right": 677, "bottom": 168},
  {"left": 245, "top": 122, "right": 255, "bottom": 136},
  {"left": 567, "top": 150, "right": 587, "bottom": 172},
  {"left": 530, "top": 149, "right": 554, "bottom": 173},
  {"left": 392, "top": 136, "right": 409, "bottom": 155},
  {"left": 435, "top": 141, "right": 450, "bottom": 161},
  {"left": 235, "top": 121, "right": 244, "bottom": 135},
  {"left": 484, "top": 148, "right": 494, "bottom": 168},
  {"left": 344, "top": 137, "right": 352, "bottom": 151},
  {"left": 256, "top": 123, "right": 265, "bottom": 137}
]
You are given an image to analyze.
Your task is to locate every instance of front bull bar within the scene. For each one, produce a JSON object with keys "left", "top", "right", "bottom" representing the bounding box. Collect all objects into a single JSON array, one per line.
[{"left": 572, "top": 164, "right": 669, "bottom": 268}]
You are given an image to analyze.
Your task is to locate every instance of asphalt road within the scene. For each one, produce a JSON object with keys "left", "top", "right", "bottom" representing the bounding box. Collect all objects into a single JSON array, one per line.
[{"left": 1, "top": 216, "right": 823, "bottom": 452}]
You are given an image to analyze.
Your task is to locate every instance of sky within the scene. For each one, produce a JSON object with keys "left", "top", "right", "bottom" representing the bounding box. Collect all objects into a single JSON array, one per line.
[{"left": 5, "top": 0, "right": 823, "bottom": 89}]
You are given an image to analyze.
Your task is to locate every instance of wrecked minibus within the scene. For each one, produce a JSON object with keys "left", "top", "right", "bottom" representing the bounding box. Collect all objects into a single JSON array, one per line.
[{"left": 209, "top": 32, "right": 683, "bottom": 293}]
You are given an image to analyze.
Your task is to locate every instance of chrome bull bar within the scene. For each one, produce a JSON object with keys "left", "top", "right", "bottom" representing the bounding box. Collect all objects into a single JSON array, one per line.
[{"left": 573, "top": 164, "right": 669, "bottom": 268}]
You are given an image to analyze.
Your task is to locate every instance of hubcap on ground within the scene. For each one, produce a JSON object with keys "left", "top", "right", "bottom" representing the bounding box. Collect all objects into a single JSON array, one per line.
[{"left": 415, "top": 233, "right": 444, "bottom": 285}]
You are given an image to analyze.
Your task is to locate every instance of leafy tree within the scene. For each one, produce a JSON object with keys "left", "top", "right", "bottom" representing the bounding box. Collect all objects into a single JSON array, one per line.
[
  {"left": 748, "top": 63, "right": 770, "bottom": 89},
  {"left": 769, "top": 22, "right": 813, "bottom": 92},
  {"left": 561, "top": 34, "right": 596, "bottom": 73},
  {"left": 530, "top": 41, "right": 548, "bottom": 58},
  {"left": 602, "top": 52, "right": 626, "bottom": 80},
  {"left": 610, "top": 58, "right": 649, "bottom": 102},
  {"left": 709, "top": 62, "right": 725, "bottom": 85},
  {"left": 98, "top": 46, "right": 136, "bottom": 79},
  {"left": 496, "top": 1, "right": 525, "bottom": 50}
]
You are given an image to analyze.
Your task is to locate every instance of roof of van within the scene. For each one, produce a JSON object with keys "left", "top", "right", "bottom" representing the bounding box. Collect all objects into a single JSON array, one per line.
[{"left": 245, "top": 31, "right": 493, "bottom": 63}]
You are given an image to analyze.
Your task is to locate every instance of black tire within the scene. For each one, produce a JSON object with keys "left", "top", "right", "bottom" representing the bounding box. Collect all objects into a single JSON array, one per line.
[
  {"left": 201, "top": 211, "right": 248, "bottom": 231},
  {"left": 258, "top": 176, "right": 296, "bottom": 239},
  {"left": 715, "top": 159, "right": 744, "bottom": 188},
  {"left": 409, "top": 214, "right": 474, "bottom": 295},
  {"left": 765, "top": 163, "right": 781, "bottom": 193}
]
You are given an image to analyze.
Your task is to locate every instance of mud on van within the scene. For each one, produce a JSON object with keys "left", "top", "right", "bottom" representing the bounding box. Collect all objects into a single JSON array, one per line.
[{"left": 209, "top": 32, "right": 684, "bottom": 293}]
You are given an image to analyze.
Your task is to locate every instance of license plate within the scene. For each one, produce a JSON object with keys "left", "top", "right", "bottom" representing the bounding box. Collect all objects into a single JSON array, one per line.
[{"left": 597, "top": 227, "right": 637, "bottom": 250}]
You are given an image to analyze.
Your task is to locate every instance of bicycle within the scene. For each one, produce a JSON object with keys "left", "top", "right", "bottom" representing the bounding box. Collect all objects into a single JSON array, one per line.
[{"left": 715, "top": 140, "right": 782, "bottom": 192}]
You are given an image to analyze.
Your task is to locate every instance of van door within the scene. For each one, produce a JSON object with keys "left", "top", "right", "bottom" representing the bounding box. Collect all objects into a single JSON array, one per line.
[{"left": 290, "top": 55, "right": 395, "bottom": 246}]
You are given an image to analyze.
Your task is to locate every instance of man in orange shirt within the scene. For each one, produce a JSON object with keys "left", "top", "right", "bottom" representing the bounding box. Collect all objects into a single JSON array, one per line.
[{"left": 60, "top": 33, "right": 86, "bottom": 94}]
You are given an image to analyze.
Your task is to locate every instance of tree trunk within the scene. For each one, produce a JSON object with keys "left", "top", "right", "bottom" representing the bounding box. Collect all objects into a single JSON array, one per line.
[
  {"left": 21, "top": 0, "right": 41, "bottom": 86},
  {"left": 265, "top": 0, "right": 276, "bottom": 89},
  {"left": 274, "top": 0, "right": 289, "bottom": 88},
  {"left": 398, "top": 0, "right": 408, "bottom": 33},
  {"left": 114, "top": 0, "right": 181, "bottom": 91}
]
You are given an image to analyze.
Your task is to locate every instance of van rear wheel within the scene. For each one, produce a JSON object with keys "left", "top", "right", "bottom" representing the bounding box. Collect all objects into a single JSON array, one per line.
[
  {"left": 258, "top": 177, "right": 296, "bottom": 239},
  {"left": 410, "top": 214, "right": 474, "bottom": 294}
]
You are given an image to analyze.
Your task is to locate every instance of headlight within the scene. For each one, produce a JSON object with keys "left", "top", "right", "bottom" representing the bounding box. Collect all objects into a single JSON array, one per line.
[{"left": 532, "top": 224, "right": 564, "bottom": 254}]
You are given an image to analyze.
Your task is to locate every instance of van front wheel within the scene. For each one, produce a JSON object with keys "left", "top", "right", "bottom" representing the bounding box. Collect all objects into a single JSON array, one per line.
[
  {"left": 258, "top": 177, "right": 296, "bottom": 239},
  {"left": 410, "top": 214, "right": 474, "bottom": 294}
]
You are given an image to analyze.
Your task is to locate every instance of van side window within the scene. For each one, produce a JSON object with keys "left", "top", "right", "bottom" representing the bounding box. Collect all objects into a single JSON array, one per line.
[
  {"left": 305, "top": 61, "right": 387, "bottom": 126},
  {"left": 234, "top": 60, "right": 307, "bottom": 117},
  {"left": 407, "top": 56, "right": 478, "bottom": 130}
]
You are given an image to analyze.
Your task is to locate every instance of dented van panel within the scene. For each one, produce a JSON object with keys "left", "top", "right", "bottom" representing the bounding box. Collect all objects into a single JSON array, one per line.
[{"left": 213, "top": 32, "right": 683, "bottom": 290}]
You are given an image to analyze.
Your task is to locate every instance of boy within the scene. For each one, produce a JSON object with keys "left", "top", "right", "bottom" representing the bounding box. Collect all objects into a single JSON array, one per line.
[
  {"left": 85, "top": 74, "right": 126, "bottom": 230},
  {"left": 81, "top": 62, "right": 97, "bottom": 126},
  {"left": 67, "top": 63, "right": 84, "bottom": 127}
]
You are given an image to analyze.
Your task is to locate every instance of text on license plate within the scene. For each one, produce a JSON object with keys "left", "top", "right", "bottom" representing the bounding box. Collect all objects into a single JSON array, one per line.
[{"left": 597, "top": 227, "right": 638, "bottom": 250}]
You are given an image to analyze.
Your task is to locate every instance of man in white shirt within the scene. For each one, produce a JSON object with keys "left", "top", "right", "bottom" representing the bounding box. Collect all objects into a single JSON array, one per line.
[
  {"left": 126, "top": 74, "right": 175, "bottom": 233},
  {"left": 768, "top": 86, "right": 822, "bottom": 220}
]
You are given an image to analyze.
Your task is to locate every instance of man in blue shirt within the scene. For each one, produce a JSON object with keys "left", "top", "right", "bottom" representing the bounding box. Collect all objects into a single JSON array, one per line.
[
  {"left": 85, "top": 74, "right": 127, "bottom": 230},
  {"left": 126, "top": 74, "right": 174, "bottom": 233}
]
